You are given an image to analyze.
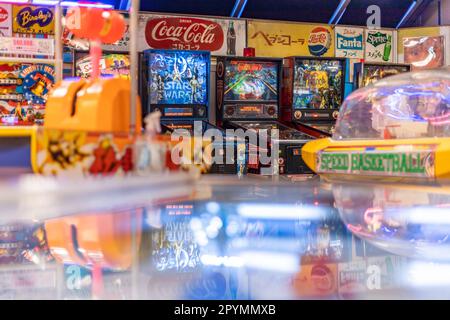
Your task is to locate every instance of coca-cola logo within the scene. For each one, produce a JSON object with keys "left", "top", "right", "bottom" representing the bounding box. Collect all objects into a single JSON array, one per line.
[
  {"left": 145, "top": 17, "right": 224, "bottom": 51},
  {"left": 0, "top": 7, "right": 9, "bottom": 23}
]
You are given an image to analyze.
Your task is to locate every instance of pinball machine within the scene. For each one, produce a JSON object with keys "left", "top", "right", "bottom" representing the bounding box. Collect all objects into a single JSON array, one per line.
[
  {"left": 216, "top": 56, "right": 313, "bottom": 175},
  {"left": 142, "top": 49, "right": 248, "bottom": 175},
  {"left": 353, "top": 61, "right": 411, "bottom": 89},
  {"left": 0, "top": 62, "right": 55, "bottom": 170},
  {"left": 281, "top": 56, "right": 348, "bottom": 138}
]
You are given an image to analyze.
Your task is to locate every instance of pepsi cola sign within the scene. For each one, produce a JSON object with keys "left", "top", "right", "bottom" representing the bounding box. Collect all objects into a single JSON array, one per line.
[
  {"left": 145, "top": 17, "right": 224, "bottom": 51},
  {"left": 308, "top": 27, "right": 331, "bottom": 56}
]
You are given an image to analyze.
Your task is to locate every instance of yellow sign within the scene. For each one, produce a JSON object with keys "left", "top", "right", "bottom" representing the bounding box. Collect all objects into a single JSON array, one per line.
[
  {"left": 247, "top": 20, "right": 335, "bottom": 58},
  {"left": 13, "top": 5, "right": 54, "bottom": 35},
  {"left": 397, "top": 26, "right": 441, "bottom": 55}
]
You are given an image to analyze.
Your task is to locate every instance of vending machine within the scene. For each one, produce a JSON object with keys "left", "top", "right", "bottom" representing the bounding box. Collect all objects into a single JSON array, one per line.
[
  {"left": 143, "top": 49, "right": 248, "bottom": 175},
  {"left": 216, "top": 56, "right": 314, "bottom": 175},
  {"left": 281, "top": 56, "right": 347, "bottom": 138},
  {"left": 353, "top": 62, "right": 411, "bottom": 90}
]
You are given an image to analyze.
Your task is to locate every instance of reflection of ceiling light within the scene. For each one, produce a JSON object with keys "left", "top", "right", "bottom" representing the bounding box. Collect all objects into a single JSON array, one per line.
[
  {"left": 201, "top": 255, "right": 244, "bottom": 268},
  {"left": 237, "top": 204, "right": 324, "bottom": 220},
  {"left": 407, "top": 262, "right": 450, "bottom": 286},
  {"left": 239, "top": 251, "right": 299, "bottom": 273},
  {"left": 408, "top": 207, "right": 450, "bottom": 225}
]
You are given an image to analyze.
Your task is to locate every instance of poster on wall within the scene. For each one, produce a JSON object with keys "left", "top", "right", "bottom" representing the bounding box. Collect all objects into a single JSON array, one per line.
[
  {"left": 138, "top": 14, "right": 246, "bottom": 56},
  {"left": 365, "top": 29, "right": 394, "bottom": 63},
  {"left": 12, "top": 5, "right": 55, "bottom": 35},
  {"left": 403, "top": 36, "right": 445, "bottom": 70},
  {"left": 0, "top": 4, "right": 12, "bottom": 37},
  {"left": 335, "top": 27, "right": 364, "bottom": 59},
  {"left": 247, "top": 21, "right": 334, "bottom": 58},
  {"left": 0, "top": 37, "right": 54, "bottom": 56}
]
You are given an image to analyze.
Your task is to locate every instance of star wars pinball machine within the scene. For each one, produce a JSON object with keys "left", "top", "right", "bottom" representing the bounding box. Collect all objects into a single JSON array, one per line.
[
  {"left": 142, "top": 49, "right": 248, "bottom": 175},
  {"left": 281, "top": 56, "right": 347, "bottom": 138},
  {"left": 216, "top": 56, "right": 313, "bottom": 175},
  {"left": 353, "top": 61, "right": 411, "bottom": 89}
]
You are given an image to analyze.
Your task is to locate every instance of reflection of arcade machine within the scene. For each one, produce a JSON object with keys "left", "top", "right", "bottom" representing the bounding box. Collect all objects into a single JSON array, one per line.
[
  {"left": 353, "top": 62, "right": 410, "bottom": 89},
  {"left": 73, "top": 50, "right": 131, "bottom": 79},
  {"left": 143, "top": 49, "right": 248, "bottom": 175},
  {"left": 216, "top": 56, "right": 313, "bottom": 175},
  {"left": 281, "top": 56, "right": 347, "bottom": 138}
]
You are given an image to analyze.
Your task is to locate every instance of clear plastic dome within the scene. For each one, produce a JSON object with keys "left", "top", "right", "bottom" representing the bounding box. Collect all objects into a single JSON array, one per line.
[{"left": 333, "top": 67, "right": 450, "bottom": 140}]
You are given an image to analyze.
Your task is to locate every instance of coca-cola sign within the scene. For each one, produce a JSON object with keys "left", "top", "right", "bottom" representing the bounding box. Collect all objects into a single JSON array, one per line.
[
  {"left": 0, "top": 7, "right": 8, "bottom": 23},
  {"left": 145, "top": 17, "right": 224, "bottom": 51}
]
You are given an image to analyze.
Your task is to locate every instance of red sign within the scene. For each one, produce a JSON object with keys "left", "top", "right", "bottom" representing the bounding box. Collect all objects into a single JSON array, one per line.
[
  {"left": 0, "top": 7, "right": 8, "bottom": 23},
  {"left": 145, "top": 17, "right": 224, "bottom": 51}
]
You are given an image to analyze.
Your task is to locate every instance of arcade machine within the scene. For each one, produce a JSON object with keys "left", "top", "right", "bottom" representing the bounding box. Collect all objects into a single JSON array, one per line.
[
  {"left": 0, "top": 62, "right": 55, "bottom": 126},
  {"left": 281, "top": 56, "right": 347, "bottom": 138},
  {"left": 0, "top": 62, "right": 55, "bottom": 171},
  {"left": 353, "top": 62, "right": 411, "bottom": 89},
  {"left": 73, "top": 51, "right": 131, "bottom": 79},
  {"left": 216, "top": 56, "right": 313, "bottom": 175},
  {"left": 143, "top": 49, "right": 248, "bottom": 175}
]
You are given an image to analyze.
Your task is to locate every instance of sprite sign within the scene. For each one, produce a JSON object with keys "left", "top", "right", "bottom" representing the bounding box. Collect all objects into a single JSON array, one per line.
[{"left": 317, "top": 150, "right": 434, "bottom": 178}]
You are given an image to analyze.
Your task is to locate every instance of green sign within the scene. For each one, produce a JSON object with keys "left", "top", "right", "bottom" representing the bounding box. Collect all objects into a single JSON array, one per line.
[
  {"left": 367, "top": 32, "right": 388, "bottom": 47},
  {"left": 317, "top": 151, "right": 434, "bottom": 177}
]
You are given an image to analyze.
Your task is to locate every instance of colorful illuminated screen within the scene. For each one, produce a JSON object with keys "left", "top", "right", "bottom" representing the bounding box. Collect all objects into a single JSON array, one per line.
[
  {"left": 293, "top": 59, "right": 344, "bottom": 110},
  {"left": 147, "top": 51, "right": 209, "bottom": 105},
  {"left": 75, "top": 53, "right": 130, "bottom": 79},
  {"left": 362, "top": 64, "right": 410, "bottom": 87},
  {"left": 224, "top": 60, "right": 278, "bottom": 102},
  {"left": 0, "top": 62, "right": 55, "bottom": 126}
]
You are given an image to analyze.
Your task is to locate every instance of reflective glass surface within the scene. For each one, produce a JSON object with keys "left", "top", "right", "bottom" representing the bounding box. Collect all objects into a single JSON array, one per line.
[
  {"left": 334, "top": 68, "right": 450, "bottom": 140},
  {"left": 1, "top": 174, "right": 450, "bottom": 299}
]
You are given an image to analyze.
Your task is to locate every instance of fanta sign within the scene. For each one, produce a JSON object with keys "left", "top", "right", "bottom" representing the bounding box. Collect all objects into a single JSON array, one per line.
[
  {"left": 308, "top": 27, "right": 331, "bottom": 56},
  {"left": 335, "top": 27, "right": 364, "bottom": 59},
  {"left": 145, "top": 17, "right": 224, "bottom": 51}
]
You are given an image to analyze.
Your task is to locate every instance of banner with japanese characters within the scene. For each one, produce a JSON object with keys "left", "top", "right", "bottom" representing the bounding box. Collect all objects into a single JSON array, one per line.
[
  {"left": 335, "top": 26, "right": 364, "bottom": 59},
  {"left": 12, "top": 5, "right": 54, "bottom": 35},
  {"left": 138, "top": 14, "right": 246, "bottom": 56},
  {"left": 247, "top": 20, "right": 335, "bottom": 58},
  {"left": 64, "top": 13, "right": 247, "bottom": 56},
  {"left": 365, "top": 29, "right": 394, "bottom": 63},
  {"left": 0, "top": 4, "right": 12, "bottom": 37},
  {"left": 0, "top": 37, "right": 54, "bottom": 56}
]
